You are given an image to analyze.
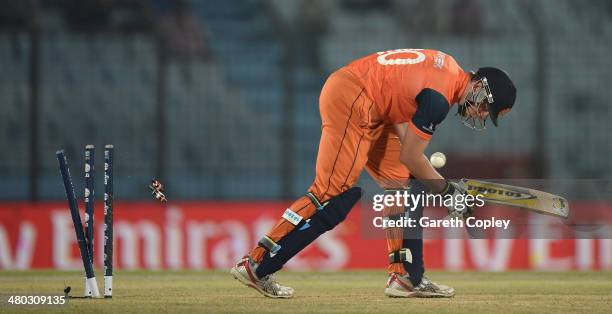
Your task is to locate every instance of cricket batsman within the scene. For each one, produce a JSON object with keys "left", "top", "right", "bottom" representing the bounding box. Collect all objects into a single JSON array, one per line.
[{"left": 231, "top": 48, "right": 516, "bottom": 298}]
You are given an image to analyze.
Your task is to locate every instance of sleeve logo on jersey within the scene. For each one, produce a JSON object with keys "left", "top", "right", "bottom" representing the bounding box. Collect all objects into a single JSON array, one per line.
[
  {"left": 423, "top": 123, "right": 435, "bottom": 134},
  {"left": 433, "top": 51, "right": 446, "bottom": 69},
  {"left": 376, "top": 49, "right": 426, "bottom": 66}
]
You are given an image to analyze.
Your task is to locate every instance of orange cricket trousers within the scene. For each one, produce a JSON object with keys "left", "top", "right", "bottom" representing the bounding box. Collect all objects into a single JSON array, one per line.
[{"left": 250, "top": 68, "right": 409, "bottom": 273}]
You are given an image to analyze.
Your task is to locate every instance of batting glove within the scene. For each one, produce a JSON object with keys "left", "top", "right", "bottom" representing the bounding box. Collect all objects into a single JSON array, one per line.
[{"left": 440, "top": 181, "right": 473, "bottom": 219}]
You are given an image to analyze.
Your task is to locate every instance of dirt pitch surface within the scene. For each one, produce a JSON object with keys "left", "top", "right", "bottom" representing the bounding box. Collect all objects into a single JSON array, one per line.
[{"left": 1, "top": 270, "right": 611, "bottom": 313}]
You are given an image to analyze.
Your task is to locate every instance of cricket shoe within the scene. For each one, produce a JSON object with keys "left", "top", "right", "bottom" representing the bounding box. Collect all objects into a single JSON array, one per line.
[
  {"left": 230, "top": 256, "right": 294, "bottom": 298},
  {"left": 385, "top": 273, "right": 455, "bottom": 298}
]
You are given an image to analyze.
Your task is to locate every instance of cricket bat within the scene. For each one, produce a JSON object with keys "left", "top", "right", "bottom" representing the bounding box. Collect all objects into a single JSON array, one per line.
[{"left": 459, "top": 179, "right": 570, "bottom": 218}]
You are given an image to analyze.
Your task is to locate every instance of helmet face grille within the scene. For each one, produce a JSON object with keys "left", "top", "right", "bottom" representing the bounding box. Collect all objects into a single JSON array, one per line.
[{"left": 457, "top": 80, "right": 490, "bottom": 131}]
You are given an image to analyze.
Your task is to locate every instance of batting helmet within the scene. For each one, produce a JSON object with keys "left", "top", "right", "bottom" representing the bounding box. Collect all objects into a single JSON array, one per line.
[{"left": 474, "top": 67, "right": 517, "bottom": 126}]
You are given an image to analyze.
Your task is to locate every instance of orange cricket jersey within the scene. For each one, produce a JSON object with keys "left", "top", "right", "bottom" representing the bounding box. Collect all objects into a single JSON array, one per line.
[{"left": 344, "top": 49, "right": 470, "bottom": 125}]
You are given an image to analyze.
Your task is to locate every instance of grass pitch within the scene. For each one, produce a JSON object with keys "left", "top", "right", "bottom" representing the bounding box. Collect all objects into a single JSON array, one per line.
[{"left": 1, "top": 270, "right": 611, "bottom": 313}]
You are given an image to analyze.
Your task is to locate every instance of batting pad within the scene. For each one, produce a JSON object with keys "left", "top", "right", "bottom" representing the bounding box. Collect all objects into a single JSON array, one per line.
[{"left": 256, "top": 187, "right": 362, "bottom": 278}]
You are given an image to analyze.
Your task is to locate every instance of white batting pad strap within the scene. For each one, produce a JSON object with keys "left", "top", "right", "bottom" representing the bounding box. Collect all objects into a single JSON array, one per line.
[
  {"left": 403, "top": 249, "right": 413, "bottom": 264},
  {"left": 104, "top": 276, "right": 113, "bottom": 297},
  {"left": 86, "top": 277, "right": 100, "bottom": 298},
  {"left": 388, "top": 248, "right": 413, "bottom": 264},
  {"left": 282, "top": 208, "right": 303, "bottom": 226}
]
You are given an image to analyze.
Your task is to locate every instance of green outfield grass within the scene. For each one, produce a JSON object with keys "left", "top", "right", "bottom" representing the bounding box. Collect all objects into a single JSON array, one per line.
[{"left": 1, "top": 270, "right": 611, "bottom": 313}]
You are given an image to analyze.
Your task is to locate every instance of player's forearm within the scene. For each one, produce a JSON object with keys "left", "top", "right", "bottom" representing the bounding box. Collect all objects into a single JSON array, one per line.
[
  {"left": 394, "top": 123, "right": 407, "bottom": 142},
  {"left": 401, "top": 154, "right": 446, "bottom": 192},
  {"left": 397, "top": 123, "right": 446, "bottom": 192}
]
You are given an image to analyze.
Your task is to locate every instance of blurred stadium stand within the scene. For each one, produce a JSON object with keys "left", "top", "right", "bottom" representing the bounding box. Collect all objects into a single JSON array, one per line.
[{"left": 0, "top": 0, "right": 611, "bottom": 200}]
